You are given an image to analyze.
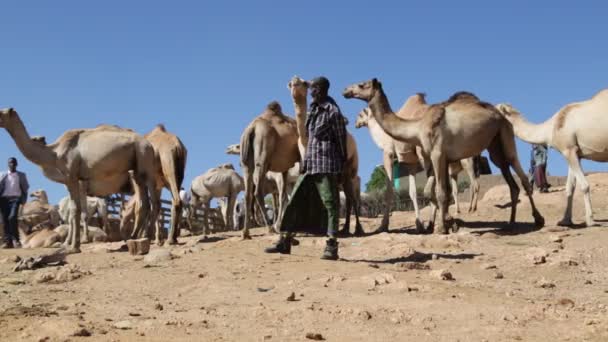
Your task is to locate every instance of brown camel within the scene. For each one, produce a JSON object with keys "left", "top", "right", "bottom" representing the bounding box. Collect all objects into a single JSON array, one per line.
[
  {"left": 287, "top": 76, "right": 364, "bottom": 235},
  {"left": 122, "top": 124, "right": 187, "bottom": 245},
  {"left": 240, "top": 101, "right": 300, "bottom": 239},
  {"left": 343, "top": 79, "right": 544, "bottom": 234},
  {"left": 495, "top": 89, "right": 608, "bottom": 227},
  {"left": 0, "top": 108, "right": 158, "bottom": 253}
]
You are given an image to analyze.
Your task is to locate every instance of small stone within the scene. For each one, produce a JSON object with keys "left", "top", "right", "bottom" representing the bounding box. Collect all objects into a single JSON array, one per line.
[
  {"left": 481, "top": 263, "right": 497, "bottom": 270},
  {"left": 143, "top": 249, "right": 172, "bottom": 264},
  {"left": 527, "top": 248, "right": 549, "bottom": 265},
  {"left": 38, "top": 336, "right": 50, "bottom": 342},
  {"left": 358, "top": 310, "right": 372, "bottom": 320},
  {"left": 305, "top": 332, "right": 325, "bottom": 340},
  {"left": 431, "top": 254, "right": 438, "bottom": 261},
  {"left": 126, "top": 238, "right": 150, "bottom": 256},
  {"left": 549, "top": 235, "right": 563, "bottom": 243},
  {"left": 431, "top": 269, "right": 454, "bottom": 281},
  {"left": 198, "top": 273, "right": 207, "bottom": 278},
  {"left": 113, "top": 320, "right": 133, "bottom": 330},
  {"left": 128, "top": 312, "right": 141, "bottom": 317},
  {"left": 585, "top": 318, "right": 600, "bottom": 326},
  {"left": 536, "top": 278, "right": 555, "bottom": 289},
  {"left": 584, "top": 280, "right": 593, "bottom": 285},
  {"left": 557, "top": 298, "right": 575, "bottom": 307},
  {"left": 494, "top": 272, "right": 504, "bottom": 279},
  {"left": 72, "top": 328, "right": 92, "bottom": 337},
  {"left": 154, "top": 303, "right": 164, "bottom": 311},
  {"left": 2, "top": 277, "right": 25, "bottom": 285},
  {"left": 286, "top": 292, "right": 296, "bottom": 302}
]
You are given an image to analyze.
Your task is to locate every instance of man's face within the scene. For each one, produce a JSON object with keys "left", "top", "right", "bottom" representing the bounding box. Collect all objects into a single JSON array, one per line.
[
  {"left": 8, "top": 159, "right": 16, "bottom": 172},
  {"left": 310, "top": 83, "right": 327, "bottom": 102}
]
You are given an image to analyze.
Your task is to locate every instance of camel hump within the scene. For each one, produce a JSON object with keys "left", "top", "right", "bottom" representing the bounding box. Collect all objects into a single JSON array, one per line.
[
  {"left": 446, "top": 91, "right": 479, "bottom": 103},
  {"left": 266, "top": 101, "right": 282, "bottom": 113}
]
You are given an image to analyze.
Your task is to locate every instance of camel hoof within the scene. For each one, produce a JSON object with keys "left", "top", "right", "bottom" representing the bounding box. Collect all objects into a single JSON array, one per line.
[
  {"left": 557, "top": 219, "right": 573, "bottom": 227},
  {"left": 291, "top": 238, "right": 300, "bottom": 246},
  {"left": 337, "top": 229, "right": 351, "bottom": 238},
  {"left": 450, "top": 220, "right": 460, "bottom": 233},
  {"left": 415, "top": 219, "right": 425, "bottom": 234},
  {"left": 354, "top": 225, "right": 365, "bottom": 237},
  {"left": 241, "top": 234, "right": 252, "bottom": 240},
  {"left": 586, "top": 220, "right": 599, "bottom": 227},
  {"left": 166, "top": 239, "right": 178, "bottom": 246},
  {"left": 371, "top": 227, "right": 388, "bottom": 235},
  {"left": 424, "top": 222, "right": 435, "bottom": 234},
  {"left": 435, "top": 226, "right": 448, "bottom": 235},
  {"left": 534, "top": 214, "right": 545, "bottom": 228},
  {"left": 65, "top": 247, "right": 81, "bottom": 254}
]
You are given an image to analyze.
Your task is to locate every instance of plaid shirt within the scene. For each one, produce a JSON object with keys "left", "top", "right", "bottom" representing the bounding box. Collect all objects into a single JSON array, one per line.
[{"left": 301, "top": 96, "right": 348, "bottom": 175}]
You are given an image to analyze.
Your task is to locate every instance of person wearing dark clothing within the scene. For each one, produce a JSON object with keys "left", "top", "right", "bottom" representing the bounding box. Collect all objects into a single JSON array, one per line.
[
  {"left": 265, "top": 76, "right": 347, "bottom": 260},
  {"left": 530, "top": 144, "right": 550, "bottom": 193},
  {"left": 0, "top": 157, "right": 29, "bottom": 248}
]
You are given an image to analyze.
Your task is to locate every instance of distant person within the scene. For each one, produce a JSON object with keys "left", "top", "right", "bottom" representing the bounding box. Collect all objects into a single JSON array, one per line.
[
  {"left": 0, "top": 157, "right": 29, "bottom": 248},
  {"left": 264, "top": 76, "right": 347, "bottom": 260},
  {"left": 531, "top": 144, "right": 550, "bottom": 193}
]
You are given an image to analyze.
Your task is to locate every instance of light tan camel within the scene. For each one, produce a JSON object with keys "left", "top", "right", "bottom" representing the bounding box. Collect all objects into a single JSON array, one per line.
[
  {"left": 240, "top": 101, "right": 300, "bottom": 239},
  {"left": 495, "top": 90, "right": 608, "bottom": 227},
  {"left": 343, "top": 79, "right": 544, "bottom": 234},
  {"left": 287, "top": 76, "right": 364, "bottom": 235},
  {"left": 122, "top": 125, "right": 187, "bottom": 245},
  {"left": 0, "top": 108, "right": 158, "bottom": 253},
  {"left": 356, "top": 105, "right": 480, "bottom": 220},
  {"left": 58, "top": 195, "right": 110, "bottom": 241},
  {"left": 20, "top": 189, "right": 61, "bottom": 229},
  {"left": 17, "top": 221, "right": 62, "bottom": 248},
  {"left": 190, "top": 163, "right": 244, "bottom": 235}
]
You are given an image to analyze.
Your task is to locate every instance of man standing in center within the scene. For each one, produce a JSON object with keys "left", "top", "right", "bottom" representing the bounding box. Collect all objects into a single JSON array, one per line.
[{"left": 264, "top": 76, "right": 347, "bottom": 260}]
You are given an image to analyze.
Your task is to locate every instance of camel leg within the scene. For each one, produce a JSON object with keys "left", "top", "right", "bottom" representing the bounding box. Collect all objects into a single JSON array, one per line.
[
  {"left": 98, "top": 199, "right": 111, "bottom": 236},
  {"left": 271, "top": 173, "right": 287, "bottom": 234},
  {"left": 65, "top": 182, "right": 82, "bottom": 254},
  {"left": 408, "top": 171, "right": 423, "bottom": 233},
  {"left": 242, "top": 166, "right": 254, "bottom": 240},
  {"left": 450, "top": 173, "right": 460, "bottom": 215},
  {"left": 202, "top": 200, "right": 211, "bottom": 237},
  {"left": 558, "top": 167, "right": 576, "bottom": 226},
  {"left": 148, "top": 182, "right": 161, "bottom": 245},
  {"left": 253, "top": 167, "right": 271, "bottom": 233},
  {"left": 376, "top": 152, "right": 394, "bottom": 233},
  {"left": 461, "top": 159, "right": 479, "bottom": 213},
  {"left": 430, "top": 151, "right": 449, "bottom": 234},
  {"left": 128, "top": 171, "right": 149, "bottom": 240},
  {"left": 167, "top": 184, "right": 182, "bottom": 245},
  {"left": 225, "top": 194, "right": 236, "bottom": 231},
  {"left": 352, "top": 176, "right": 364, "bottom": 236},
  {"left": 563, "top": 149, "right": 596, "bottom": 227},
  {"left": 78, "top": 181, "right": 90, "bottom": 244}
]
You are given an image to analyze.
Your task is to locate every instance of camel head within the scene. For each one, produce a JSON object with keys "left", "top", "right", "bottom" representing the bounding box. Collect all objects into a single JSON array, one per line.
[
  {"left": 287, "top": 76, "right": 309, "bottom": 101},
  {"left": 0, "top": 107, "right": 19, "bottom": 129},
  {"left": 495, "top": 103, "right": 521, "bottom": 118},
  {"left": 226, "top": 144, "right": 241, "bottom": 155},
  {"left": 218, "top": 163, "right": 235, "bottom": 170},
  {"left": 30, "top": 189, "right": 48, "bottom": 201},
  {"left": 342, "top": 78, "right": 382, "bottom": 102},
  {"left": 355, "top": 108, "right": 371, "bottom": 128}
]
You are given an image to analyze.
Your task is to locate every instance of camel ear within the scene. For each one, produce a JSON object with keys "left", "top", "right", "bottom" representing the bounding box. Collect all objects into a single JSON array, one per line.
[{"left": 371, "top": 78, "right": 381, "bottom": 89}]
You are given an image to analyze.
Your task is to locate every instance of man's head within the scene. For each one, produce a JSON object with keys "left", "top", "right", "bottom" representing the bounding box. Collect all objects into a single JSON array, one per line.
[
  {"left": 8, "top": 157, "right": 17, "bottom": 172},
  {"left": 310, "top": 76, "right": 330, "bottom": 103}
]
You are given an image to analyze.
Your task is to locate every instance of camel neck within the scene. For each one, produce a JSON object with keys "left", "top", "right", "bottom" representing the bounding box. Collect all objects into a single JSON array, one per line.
[
  {"left": 367, "top": 88, "right": 421, "bottom": 145},
  {"left": 507, "top": 113, "right": 553, "bottom": 145},
  {"left": 4, "top": 115, "right": 57, "bottom": 167}
]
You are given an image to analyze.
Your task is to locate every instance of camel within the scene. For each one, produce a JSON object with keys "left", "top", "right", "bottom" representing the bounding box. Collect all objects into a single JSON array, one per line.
[
  {"left": 0, "top": 108, "right": 159, "bottom": 253},
  {"left": 54, "top": 224, "right": 108, "bottom": 243},
  {"left": 17, "top": 221, "right": 62, "bottom": 248},
  {"left": 190, "top": 163, "right": 244, "bottom": 235},
  {"left": 57, "top": 195, "right": 110, "bottom": 241},
  {"left": 122, "top": 125, "right": 187, "bottom": 245},
  {"left": 343, "top": 79, "right": 544, "bottom": 234},
  {"left": 495, "top": 90, "right": 608, "bottom": 227},
  {"left": 240, "top": 101, "right": 300, "bottom": 239},
  {"left": 287, "top": 76, "right": 364, "bottom": 236},
  {"left": 355, "top": 106, "right": 480, "bottom": 221},
  {"left": 20, "top": 189, "right": 61, "bottom": 229}
]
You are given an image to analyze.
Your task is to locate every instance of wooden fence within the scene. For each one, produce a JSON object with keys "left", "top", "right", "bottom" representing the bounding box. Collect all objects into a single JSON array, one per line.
[{"left": 105, "top": 194, "right": 228, "bottom": 236}]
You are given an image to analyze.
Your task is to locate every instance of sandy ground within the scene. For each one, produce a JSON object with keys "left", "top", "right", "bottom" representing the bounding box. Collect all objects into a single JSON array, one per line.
[{"left": 2, "top": 174, "right": 608, "bottom": 342}]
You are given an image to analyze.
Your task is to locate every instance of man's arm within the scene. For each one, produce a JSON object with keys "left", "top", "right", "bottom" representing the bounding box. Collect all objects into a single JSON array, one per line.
[
  {"left": 332, "top": 113, "right": 348, "bottom": 162},
  {"left": 20, "top": 173, "right": 29, "bottom": 204}
]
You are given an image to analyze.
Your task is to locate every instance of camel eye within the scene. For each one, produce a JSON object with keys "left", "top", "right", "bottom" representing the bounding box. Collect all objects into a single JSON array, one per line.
[{"left": 358, "top": 84, "right": 364, "bottom": 88}]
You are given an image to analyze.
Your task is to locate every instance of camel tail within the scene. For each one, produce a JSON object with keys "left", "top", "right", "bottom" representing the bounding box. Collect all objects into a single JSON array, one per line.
[
  {"left": 173, "top": 141, "right": 187, "bottom": 190},
  {"left": 240, "top": 125, "right": 255, "bottom": 168}
]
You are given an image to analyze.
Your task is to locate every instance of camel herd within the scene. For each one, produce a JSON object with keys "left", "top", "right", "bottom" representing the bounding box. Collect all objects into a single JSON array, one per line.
[{"left": 0, "top": 76, "right": 605, "bottom": 254}]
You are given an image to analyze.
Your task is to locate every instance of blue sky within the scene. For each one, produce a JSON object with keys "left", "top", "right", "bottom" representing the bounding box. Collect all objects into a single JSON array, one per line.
[{"left": 1, "top": 0, "right": 606, "bottom": 204}]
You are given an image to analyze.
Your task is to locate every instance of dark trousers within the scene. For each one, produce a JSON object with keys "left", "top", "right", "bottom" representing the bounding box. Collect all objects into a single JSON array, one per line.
[
  {"left": 280, "top": 174, "right": 339, "bottom": 237},
  {"left": 1, "top": 197, "right": 21, "bottom": 243},
  {"left": 534, "top": 164, "right": 548, "bottom": 189}
]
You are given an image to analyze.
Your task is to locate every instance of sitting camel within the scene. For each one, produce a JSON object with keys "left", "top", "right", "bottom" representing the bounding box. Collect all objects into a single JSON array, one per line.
[
  {"left": 356, "top": 105, "right": 480, "bottom": 220},
  {"left": 190, "top": 163, "right": 244, "bottom": 235},
  {"left": 16, "top": 221, "right": 62, "bottom": 248},
  {"left": 343, "top": 79, "right": 544, "bottom": 234},
  {"left": 0, "top": 108, "right": 158, "bottom": 253},
  {"left": 20, "top": 189, "right": 61, "bottom": 229},
  {"left": 57, "top": 195, "right": 110, "bottom": 241},
  {"left": 495, "top": 89, "right": 608, "bottom": 227}
]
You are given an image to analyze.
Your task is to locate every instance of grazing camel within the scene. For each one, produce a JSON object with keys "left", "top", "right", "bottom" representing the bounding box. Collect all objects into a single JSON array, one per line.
[
  {"left": 495, "top": 90, "right": 608, "bottom": 227},
  {"left": 190, "top": 163, "right": 244, "bottom": 235},
  {"left": 122, "top": 125, "right": 187, "bottom": 245},
  {"left": 240, "top": 101, "right": 300, "bottom": 239},
  {"left": 287, "top": 76, "right": 364, "bottom": 236},
  {"left": 356, "top": 105, "right": 480, "bottom": 219},
  {"left": 57, "top": 195, "right": 110, "bottom": 241},
  {"left": 0, "top": 108, "right": 158, "bottom": 253},
  {"left": 343, "top": 79, "right": 544, "bottom": 234}
]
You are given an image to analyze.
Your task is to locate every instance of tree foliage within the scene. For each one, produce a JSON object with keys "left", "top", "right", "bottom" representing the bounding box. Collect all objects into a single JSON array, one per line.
[{"left": 365, "top": 166, "right": 388, "bottom": 193}]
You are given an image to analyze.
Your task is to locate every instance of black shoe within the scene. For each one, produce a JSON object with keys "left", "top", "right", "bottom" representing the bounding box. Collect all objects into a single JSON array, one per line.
[
  {"left": 321, "top": 239, "right": 339, "bottom": 260},
  {"left": 264, "top": 237, "right": 291, "bottom": 254},
  {"left": 0, "top": 241, "right": 13, "bottom": 249}
]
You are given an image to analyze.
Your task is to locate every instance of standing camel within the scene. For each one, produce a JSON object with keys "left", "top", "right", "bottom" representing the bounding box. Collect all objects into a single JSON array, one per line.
[
  {"left": 240, "top": 101, "right": 300, "bottom": 239},
  {"left": 495, "top": 90, "right": 608, "bottom": 227},
  {"left": 0, "top": 108, "right": 158, "bottom": 252},
  {"left": 343, "top": 79, "right": 544, "bottom": 234},
  {"left": 122, "top": 125, "right": 187, "bottom": 245},
  {"left": 190, "top": 163, "right": 244, "bottom": 235},
  {"left": 355, "top": 105, "right": 480, "bottom": 222},
  {"left": 58, "top": 195, "right": 110, "bottom": 241},
  {"left": 288, "top": 76, "right": 364, "bottom": 236}
]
